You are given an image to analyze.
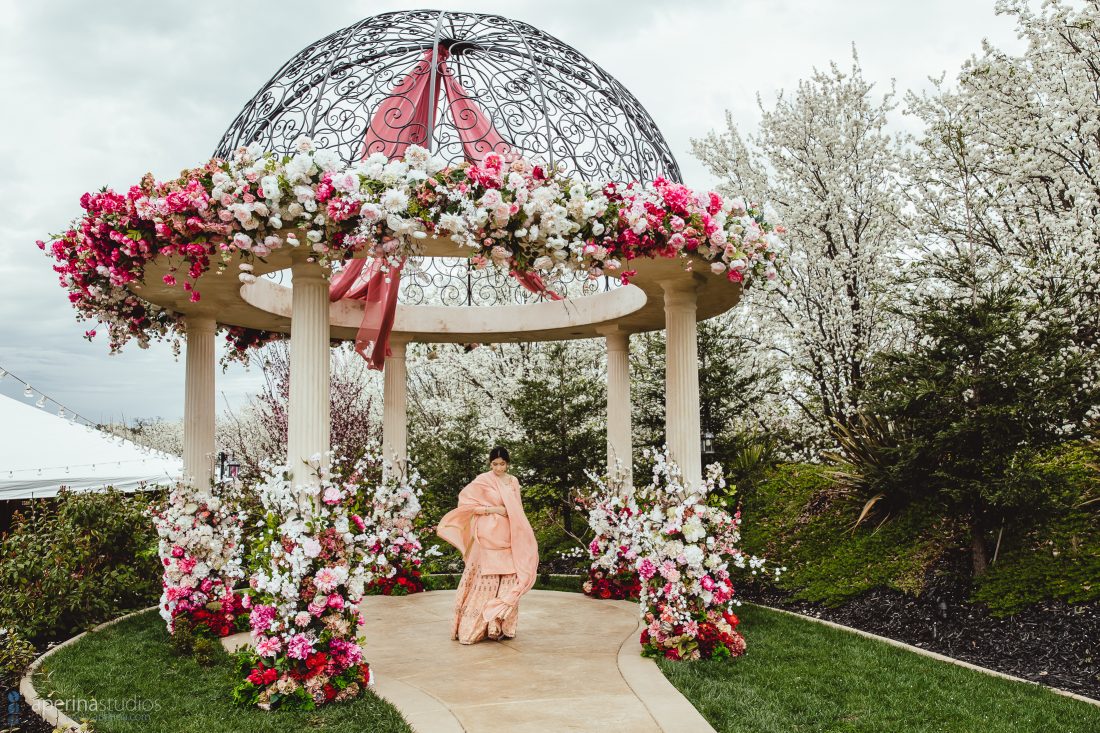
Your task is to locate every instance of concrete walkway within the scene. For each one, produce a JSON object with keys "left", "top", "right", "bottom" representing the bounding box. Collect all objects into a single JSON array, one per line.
[{"left": 360, "top": 589, "right": 714, "bottom": 733}]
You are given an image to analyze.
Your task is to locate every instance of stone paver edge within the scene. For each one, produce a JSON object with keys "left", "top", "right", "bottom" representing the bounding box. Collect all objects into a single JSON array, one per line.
[
  {"left": 610, "top": 600, "right": 718, "bottom": 733},
  {"left": 19, "top": 604, "right": 159, "bottom": 732},
  {"left": 750, "top": 602, "right": 1100, "bottom": 708}
]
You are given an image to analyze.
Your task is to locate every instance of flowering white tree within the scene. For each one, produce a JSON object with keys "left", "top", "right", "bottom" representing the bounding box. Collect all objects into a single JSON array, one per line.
[
  {"left": 693, "top": 51, "right": 908, "bottom": 451},
  {"left": 904, "top": 0, "right": 1100, "bottom": 346}
]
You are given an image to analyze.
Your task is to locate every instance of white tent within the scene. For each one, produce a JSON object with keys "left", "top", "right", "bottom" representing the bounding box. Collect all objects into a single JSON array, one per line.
[{"left": 0, "top": 393, "right": 182, "bottom": 500}]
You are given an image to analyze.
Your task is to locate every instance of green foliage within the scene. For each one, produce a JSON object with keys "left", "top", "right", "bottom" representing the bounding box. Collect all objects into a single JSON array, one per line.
[
  {"left": 660, "top": 604, "right": 1100, "bottom": 733},
  {"left": 742, "top": 445, "right": 1100, "bottom": 614},
  {"left": 409, "top": 405, "right": 490, "bottom": 527},
  {"left": 842, "top": 282, "right": 1100, "bottom": 574},
  {"left": 0, "top": 488, "right": 164, "bottom": 643},
  {"left": 190, "top": 636, "right": 225, "bottom": 667},
  {"left": 969, "top": 441, "right": 1100, "bottom": 615},
  {"left": 738, "top": 464, "right": 962, "bottom": 606},
  {"left": 0, "top": 626, "right": 36, "bottom": 689},
  {"left": 168, "top": 619, "right": 227, "bottom": 667},
  {"left": 169, "top": 621, "right": 197, "bottom": 657},
  {"left": 508, "top": 342, "right": 605, "bottom": 533}
]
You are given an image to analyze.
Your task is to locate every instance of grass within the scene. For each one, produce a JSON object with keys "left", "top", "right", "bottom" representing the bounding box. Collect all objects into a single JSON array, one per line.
[
  {"left": 659, "top": 603, "right": 1100, "bottom": 733},
  {"left": 33, "top": 610, "right": 411, "bottom": 733},
  {"left": 30, "top": 586, "right": 1099, "bottom": 733}
]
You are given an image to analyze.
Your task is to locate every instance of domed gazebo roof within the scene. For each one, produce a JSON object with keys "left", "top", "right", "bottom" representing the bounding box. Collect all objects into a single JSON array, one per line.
[{"left": 214, "top": 10, "right": 682, "bottom": 183}]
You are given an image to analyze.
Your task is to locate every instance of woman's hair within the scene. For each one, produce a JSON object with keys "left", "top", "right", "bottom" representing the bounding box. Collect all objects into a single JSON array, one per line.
[{"left": 488, "top": 445, "right": 510, "bottom": 464}]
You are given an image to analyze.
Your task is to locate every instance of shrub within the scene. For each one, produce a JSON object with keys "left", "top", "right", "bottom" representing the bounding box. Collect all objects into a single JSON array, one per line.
[
  {"left": 848, "top": 286, "right": 1100, "bottom": 576},
  {"left": 738, "top": 463, "right": 963, "bottom": 606},
  {"left": 969, "top": 441, "right": 1100, "bottom": 615},
  {"left": 0, "top": 488, "right": 163, "bottom": 643},
  {"left": 0, "top": 626, "right": 36, "bottom": 689}
]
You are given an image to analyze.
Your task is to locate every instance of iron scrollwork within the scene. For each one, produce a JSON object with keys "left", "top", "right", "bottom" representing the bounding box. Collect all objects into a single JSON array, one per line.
[{"left": 214, "top": 10, "right": 681, "bottom": 184}]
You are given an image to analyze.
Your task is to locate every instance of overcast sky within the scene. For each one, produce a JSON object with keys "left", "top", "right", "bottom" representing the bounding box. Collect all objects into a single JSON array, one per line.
[{"left": 0, "top": 0, "right": 1024, "bottom": 423}]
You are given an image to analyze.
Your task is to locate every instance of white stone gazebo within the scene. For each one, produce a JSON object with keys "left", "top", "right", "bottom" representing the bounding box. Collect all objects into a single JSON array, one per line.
[
  {"left": 126, "top": 9, "right": 751, "bottom": 493},
  {"left": 141, "top": 241, "right": 741, "bottom": 492}
]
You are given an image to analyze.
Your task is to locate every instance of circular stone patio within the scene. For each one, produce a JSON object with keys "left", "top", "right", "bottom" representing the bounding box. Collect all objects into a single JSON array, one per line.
[{"left": 223, "top": 590, "right": 715, "bottom": 733}]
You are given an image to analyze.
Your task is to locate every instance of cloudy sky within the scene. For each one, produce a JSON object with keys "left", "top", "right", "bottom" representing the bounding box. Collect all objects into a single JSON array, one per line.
[{"left": 0, "top": 0, "right": 1024, "bottom": 423}]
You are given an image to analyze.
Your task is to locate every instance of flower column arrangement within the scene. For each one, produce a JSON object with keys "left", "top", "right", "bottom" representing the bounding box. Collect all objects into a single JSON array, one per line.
[
  {"left": 151, "top": 481, "right": 245, "bottom": 637},
  {"left": 337, "top": 451, "right": 440, "bottom": 595},
  {"left": 578, "top": 465, "right": 643, "bottom": 600},
  {"left": 232, "top": 458, "right": 376, "bottom": 710},
  {"left": 582, "top": 449, "right": 782, "bottom": 661}
]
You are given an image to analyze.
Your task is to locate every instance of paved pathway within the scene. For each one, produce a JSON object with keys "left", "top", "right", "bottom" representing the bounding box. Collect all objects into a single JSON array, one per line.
[{"left": 359, "top": 589, "right": 714, "bottom": 733}]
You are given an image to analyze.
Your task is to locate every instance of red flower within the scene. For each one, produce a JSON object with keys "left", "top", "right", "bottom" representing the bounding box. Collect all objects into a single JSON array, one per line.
[{"left": 306, "top": 651, "right": 329, "bottom": 677}]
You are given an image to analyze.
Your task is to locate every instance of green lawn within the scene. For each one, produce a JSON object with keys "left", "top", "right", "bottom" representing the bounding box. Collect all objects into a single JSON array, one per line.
[
  {"left": 33, "top": 610, "right": 411, "bottom": 733},
  {"left": 30, "top": 589, "right": 1099, "bottom": 733},
  {"left": 660, "top": 603, "right": 1100, "bottom": 733}
]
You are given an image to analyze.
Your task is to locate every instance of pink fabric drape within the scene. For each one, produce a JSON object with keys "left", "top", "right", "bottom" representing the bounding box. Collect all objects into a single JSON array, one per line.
[
  {"left": 510, "top": 269, "right": 564, "bottom": 301},
  {"left": 360, "top": 49, "right": 443, "bottom": 160},
  {"left": 328, "top": 256, "right": 405, "bottom": 370},
  {"left": 336, "top": 44, "right": 555, "bottom": 368},
  {"left": 437, "top": 48, "right": 513, "bottom": 160},
  {"left": 362, "top": 45, "right": 514, "bottom": 162},
  {"left": 437, "top": 472, "right": 539, "bottom": 623}
]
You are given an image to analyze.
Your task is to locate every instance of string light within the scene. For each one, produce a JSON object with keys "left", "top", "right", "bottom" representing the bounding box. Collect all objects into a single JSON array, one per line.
[{"left": 0, "top": 362, "right": 170, "bottom": 456}]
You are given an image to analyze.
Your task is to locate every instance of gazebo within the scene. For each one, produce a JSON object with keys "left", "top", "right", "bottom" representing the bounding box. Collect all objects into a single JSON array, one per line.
[{"left": 126, "top": 9, "right": 745, "bottom": 493}]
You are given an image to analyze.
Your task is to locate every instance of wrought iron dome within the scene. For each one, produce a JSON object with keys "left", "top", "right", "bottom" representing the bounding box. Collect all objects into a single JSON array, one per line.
[{"left": 214, "top": 9, "right": 682, "bottom": 183}]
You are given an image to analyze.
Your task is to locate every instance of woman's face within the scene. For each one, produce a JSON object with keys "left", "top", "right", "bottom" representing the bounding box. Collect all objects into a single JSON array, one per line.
[{"left": 490, "top": 457, "right": 508, "bottom": 475}]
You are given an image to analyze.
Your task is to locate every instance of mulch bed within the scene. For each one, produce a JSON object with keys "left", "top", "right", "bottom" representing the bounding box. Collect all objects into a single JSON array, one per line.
[{"left": 738, "top": 580, "right": 1100, "bottom": 700}]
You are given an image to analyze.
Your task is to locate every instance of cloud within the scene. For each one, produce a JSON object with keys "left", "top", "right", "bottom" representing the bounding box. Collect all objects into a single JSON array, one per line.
[{"left": 0, "top": 0, "right": 1023, "bottom": 421}]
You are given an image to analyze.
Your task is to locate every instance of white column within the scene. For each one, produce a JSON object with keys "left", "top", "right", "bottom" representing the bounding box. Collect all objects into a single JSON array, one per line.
[
  {"left": 382, "top": 339, "right": 409, "bottom": 478},
  {"left": 183, "top": 314, "right": 216, "bottom": 492},
  {"left": 286, "top": 255, "right": 331, "bottom": 497},
  {"left": 661, "top": 278, "right": 702, "bottom": 488},
  {"left": 600, "top": 328, "right": 633, "bottom": 486}
]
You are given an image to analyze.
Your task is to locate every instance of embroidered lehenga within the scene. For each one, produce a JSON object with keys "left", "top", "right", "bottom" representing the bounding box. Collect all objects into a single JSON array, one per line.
[{"left": 437, "top": 472, "right": 539, "bottom": 644}]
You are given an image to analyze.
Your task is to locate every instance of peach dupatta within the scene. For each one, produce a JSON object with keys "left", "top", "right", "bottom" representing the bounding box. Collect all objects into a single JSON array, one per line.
[{"left": 437, "top": 471, "right": 539, "bottom": 623}]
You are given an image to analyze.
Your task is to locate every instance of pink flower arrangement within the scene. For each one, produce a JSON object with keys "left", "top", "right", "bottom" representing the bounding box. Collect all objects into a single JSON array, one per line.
[
  {"left": 150, "top": 481, "right": 245, "bottom": 636},
  {"left": 234, "top": 462, "right": 378, "bottom": 711},
  {"left": 581, "top": 449, "right": 783, "bottom": 661}
]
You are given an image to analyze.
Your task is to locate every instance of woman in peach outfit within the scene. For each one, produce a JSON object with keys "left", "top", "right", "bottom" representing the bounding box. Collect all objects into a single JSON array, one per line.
[{"left": 436, "top": 446, "right": 539, "bottom": 644}]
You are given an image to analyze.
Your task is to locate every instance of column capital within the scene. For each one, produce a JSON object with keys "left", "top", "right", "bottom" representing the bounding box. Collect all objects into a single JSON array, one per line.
[
  {"left": 184, "top": 313, "right": 217, "bottom": 333},
  {"left": 289, "top": 250, "right": 331, "bottom": 282},
  {"left": 598, "top": 327, "right": 631, "bottom": 352},
  {"left": 659, "top": 277, "right": 700, "bottom": 310},
  {"left": 388, "top": 339, "right": 408, "bottom": 358}
]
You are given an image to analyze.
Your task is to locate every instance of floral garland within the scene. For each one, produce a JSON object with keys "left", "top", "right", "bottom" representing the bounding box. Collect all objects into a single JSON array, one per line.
[
  {"left": 150, "top": 480, "right": 245, "bottom": 637},
  {"left": 232, "top": 458, "right": 375, "bottom": 710},
  {"left": 581, "top": 449, "right": 783, "bottom": 661},
  {"left": 38, "top": 138, "right": 784, "bottom": 361}
]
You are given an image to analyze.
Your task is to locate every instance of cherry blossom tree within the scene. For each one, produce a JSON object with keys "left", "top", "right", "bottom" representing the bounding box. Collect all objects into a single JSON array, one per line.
[
  {"left": 221, "top": 342, "right": 382, "bottom": 478},
  {"left": 904, "top": 0, "right": 1100, "bottom": 347},
  {"left": 693, "top": 51, "right": 908, "bottom": 451}
]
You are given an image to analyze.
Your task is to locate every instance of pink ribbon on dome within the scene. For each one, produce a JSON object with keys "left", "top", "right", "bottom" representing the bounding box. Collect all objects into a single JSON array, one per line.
[{"left": 334, "top": 45, "right": 556, "bottom": 368}]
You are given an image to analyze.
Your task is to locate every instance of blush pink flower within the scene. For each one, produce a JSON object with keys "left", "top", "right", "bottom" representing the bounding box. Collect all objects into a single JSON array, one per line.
[{"left": 286, "top": 633, "right": 314, "bottom": 660}]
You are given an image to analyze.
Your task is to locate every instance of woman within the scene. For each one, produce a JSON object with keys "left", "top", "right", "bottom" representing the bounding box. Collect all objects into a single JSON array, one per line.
[{"left": 436, "top": 446, "right": 539, "bottom": 644}]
